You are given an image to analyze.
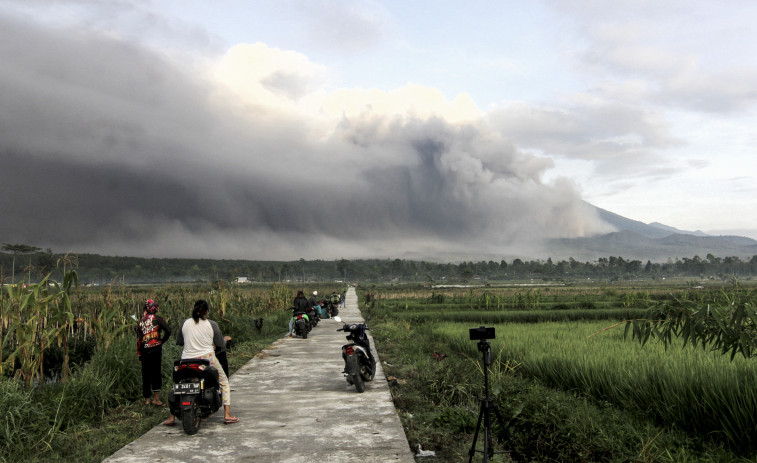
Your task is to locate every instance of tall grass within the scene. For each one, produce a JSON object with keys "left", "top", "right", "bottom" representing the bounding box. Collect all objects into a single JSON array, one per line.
[{"left": 437, "top": 320, "right": 757, "bottom": 452}]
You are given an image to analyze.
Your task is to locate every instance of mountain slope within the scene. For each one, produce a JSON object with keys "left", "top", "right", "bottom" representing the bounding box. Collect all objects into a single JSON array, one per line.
[{"left": 545, "top": 206, "right": 757, "bottom": 261}]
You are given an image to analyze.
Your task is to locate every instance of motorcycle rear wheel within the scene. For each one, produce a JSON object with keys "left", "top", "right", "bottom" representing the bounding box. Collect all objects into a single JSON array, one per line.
[
  {"left": 181, "top": 400, "right": 201, "bottom": 435},
  {"left": 361, "top": 361, "right": 376, "bottom": 382},
  {"left": 353, "top": 373, "right": 365, "bottom": 393}
]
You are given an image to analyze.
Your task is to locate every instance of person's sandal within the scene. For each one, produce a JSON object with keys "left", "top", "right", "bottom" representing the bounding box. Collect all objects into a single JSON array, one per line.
[
  {"left": 224, "top": 417, "right": 240, "bottom": 424},
  {"left": 162, "top": 419, "right": 176, "bottom": 426}
]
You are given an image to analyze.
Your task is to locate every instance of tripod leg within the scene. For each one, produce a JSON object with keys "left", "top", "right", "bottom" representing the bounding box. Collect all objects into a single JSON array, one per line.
[
  {"left": 491, "top": 404, "right": 511, "bottom": 443},
  {"left": 483, "top": 399, "right": 493, "bottom": 461},
  {"left": 468, "top": 400, "right": 486, "bottom": 463}
]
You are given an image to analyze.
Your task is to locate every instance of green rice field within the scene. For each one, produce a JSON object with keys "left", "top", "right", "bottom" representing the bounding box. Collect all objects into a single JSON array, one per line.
[
  {"left": 438, "top": 320, "right": 757, "bottom": 451},
  {"left": 365, "top": 282, "right": 757, "bottom": 461}
]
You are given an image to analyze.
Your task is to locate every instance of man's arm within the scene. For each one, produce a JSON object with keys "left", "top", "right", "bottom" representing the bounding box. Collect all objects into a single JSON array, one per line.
[
  {"left": 209, "top": 320, "right": 226, "bottom": 350},
  {"left": 175, "top": 319, "right": 186, "bottom": 346}
]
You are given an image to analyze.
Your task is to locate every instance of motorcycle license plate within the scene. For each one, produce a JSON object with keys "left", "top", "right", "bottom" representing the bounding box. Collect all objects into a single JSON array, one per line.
[{"left": 173, "top": 382, "right": 201, "bottom": 395}]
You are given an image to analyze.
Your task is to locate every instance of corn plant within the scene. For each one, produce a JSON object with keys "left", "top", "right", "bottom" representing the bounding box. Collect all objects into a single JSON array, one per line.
[{"left": 1, "top": 271, "right": 76, "bottom": 386}]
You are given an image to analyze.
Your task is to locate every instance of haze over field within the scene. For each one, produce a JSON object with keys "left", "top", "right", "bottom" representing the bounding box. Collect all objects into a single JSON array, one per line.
[{"left": 2, "top": 1, "right": 757, "bottom": 260}]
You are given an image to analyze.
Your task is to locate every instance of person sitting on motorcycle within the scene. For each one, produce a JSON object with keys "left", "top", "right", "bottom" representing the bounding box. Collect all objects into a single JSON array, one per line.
[
  {"left": 308, "top": 290, "right": 323, "bottom": 318},
  {"left": 288, "top": 290, "right": 310, "bottom": 337},
  {"left": 163, "top": 300, "right": 239, "bottom": 425}
]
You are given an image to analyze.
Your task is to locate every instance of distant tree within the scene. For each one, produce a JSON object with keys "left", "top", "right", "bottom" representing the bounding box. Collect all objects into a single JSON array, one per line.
[
  {"left": 336, "top": 259, "right": 350, "bottom": 281},
  {"left": 2, "top": 243, "right": 41, "bottom": 284},
  {"left": 37, "top": 248, "right": 57, "bottom": 277}
]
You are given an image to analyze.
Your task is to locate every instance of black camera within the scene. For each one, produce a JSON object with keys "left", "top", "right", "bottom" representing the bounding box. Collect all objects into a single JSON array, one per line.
[{"left": 469, "top": 326, "right": 495, "bottom": 340}]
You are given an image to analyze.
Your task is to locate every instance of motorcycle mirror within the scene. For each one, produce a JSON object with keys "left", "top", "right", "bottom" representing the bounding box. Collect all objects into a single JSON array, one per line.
[{"left": 333, "top": 316, "right": 342, "bottom": 323}]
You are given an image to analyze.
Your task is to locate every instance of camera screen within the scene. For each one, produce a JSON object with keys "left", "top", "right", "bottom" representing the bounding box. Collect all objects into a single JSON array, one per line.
[{"left": 469, "top": 326, "right": 495, "bottom": 340}]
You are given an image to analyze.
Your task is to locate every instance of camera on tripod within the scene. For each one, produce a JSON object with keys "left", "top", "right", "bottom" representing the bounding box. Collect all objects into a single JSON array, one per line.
[
  {"left": 467, "top": 325, "right": 510, "bottom": 462},
  {"left": 469, "top": 326, "right": 495, "bottom": 341}
]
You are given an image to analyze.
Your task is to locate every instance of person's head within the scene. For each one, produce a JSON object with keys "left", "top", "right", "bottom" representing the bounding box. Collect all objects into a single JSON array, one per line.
[
  {"left": 296, "top": 290, "right": 305, "bottom": 298},
  {"left": 192, "top": 300, "right": 210, "bottom": 323},
  {"left": 143, "top": 299, "right": 158, "bottom": 315},
  {"left": 144, "top": 299, "right": 159, "bottom": 315}
]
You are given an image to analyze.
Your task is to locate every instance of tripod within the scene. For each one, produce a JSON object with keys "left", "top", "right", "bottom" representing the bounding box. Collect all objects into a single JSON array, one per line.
[{"left": 468, "top": 339, "right": 510, "bottom": 463}]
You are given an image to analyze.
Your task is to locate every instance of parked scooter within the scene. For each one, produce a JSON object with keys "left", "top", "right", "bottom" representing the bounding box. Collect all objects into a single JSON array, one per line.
[
  {"left": 305, "top": 306, "right": 320, "bottom": 328},
  {"left": 292, "top": 309, "right": 311, "bottom": 339},
  {"left": 337, "top": 319, "right": 376, "bottom": 393},
  {"left": 323, "top": 299, "right": 339, "bottom": 318},
  {"left": 167, "top": 358, "right": 223, "bottom": 435}
]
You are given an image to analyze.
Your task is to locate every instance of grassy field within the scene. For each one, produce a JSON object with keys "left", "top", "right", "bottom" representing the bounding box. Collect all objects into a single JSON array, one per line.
[
  {"left": 364, "top": 281, "right": 757, "bottom": 462},
  {"left": 0, "top": 278, "right": 344, "bottom": 463},
  {"left": 4, "top": 276, "right": 756, "bottom": 462},
  {"left": 439, "top": 321, "right": 757, "bottom": 451}
]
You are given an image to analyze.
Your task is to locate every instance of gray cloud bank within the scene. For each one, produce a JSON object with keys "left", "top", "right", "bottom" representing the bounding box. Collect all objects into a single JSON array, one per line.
[{"left": 0, "top": 15, "right": 614, "bottom": 260}]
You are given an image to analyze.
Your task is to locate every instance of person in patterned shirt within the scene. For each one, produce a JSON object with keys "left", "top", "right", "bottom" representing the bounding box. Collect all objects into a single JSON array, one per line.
[{"left": 136, "top": 299, "right": 171, "bottom": 405}]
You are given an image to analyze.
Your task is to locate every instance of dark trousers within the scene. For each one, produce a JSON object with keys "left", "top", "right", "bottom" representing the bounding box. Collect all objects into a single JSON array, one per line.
[
  {"left": 140, "top": 348, "right": 163, "bottom": 398},
  {"left": 216, "top": 350, "right": 230, "bottom": 378}
]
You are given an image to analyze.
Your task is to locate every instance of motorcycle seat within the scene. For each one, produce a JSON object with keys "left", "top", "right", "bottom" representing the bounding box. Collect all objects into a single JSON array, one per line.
[{"left": 174, "top": 358, "right": 211, "bottom": 367}]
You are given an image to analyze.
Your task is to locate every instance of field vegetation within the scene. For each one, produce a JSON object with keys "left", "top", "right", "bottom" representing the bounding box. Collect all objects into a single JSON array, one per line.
[
  {"left": 3, "top": 249, "right": 757, "bottom": 462},
  {"left": 364, "top": 281, "right": 757, "bottom": 462},
  {"left": 0, "top": 267, "right": 343, "bottom": 463}
]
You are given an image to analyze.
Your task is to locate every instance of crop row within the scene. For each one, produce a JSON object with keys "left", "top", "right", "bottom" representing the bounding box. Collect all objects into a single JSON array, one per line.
[{"left": 377, "top": 308, "right": 647, "bottom": 324}]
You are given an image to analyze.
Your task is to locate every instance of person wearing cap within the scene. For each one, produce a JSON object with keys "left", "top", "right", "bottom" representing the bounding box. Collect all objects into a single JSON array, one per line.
[
  {"left": 308, "top": 290, "right": 323, "bottom": 318},
  {"left": 136, "top": 299, "right": 171, "bottom": 406}
]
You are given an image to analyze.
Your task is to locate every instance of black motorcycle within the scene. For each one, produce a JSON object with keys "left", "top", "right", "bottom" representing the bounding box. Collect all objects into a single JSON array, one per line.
[
  {"left": 306, "top": 306, "right": 320, "bottom": 328},
  {"left": 323, "top": 300, "right": 339, "bottom": 318},
  {"left": 338, "top": 321, "right": 376, "bottom": 393},
  {"left": 167, "top": 358, "right": 223, "bottom": 435}
]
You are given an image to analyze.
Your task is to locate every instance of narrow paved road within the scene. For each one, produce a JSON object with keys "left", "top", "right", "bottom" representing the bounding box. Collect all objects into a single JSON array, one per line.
[{"left": 103, "top": 287, "right": 415, "bottom": 463}]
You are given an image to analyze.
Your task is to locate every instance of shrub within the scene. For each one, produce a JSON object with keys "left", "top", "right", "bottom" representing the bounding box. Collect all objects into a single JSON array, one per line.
[{"left": 0, "top": 378, "right": 46, "bottom": 458}]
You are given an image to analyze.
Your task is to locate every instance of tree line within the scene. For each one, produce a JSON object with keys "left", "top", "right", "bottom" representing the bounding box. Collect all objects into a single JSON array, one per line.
[{"left": 2, "top": 244, "right": 757, "bottom": 285}]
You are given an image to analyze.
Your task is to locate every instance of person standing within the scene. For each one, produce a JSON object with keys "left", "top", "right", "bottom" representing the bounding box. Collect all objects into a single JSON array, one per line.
[
  {"left": 136, "top": 299, "right": 171, "bottom": 406},
  {"left": 163, "top": 300, "right": 239, "bottom": 425}
]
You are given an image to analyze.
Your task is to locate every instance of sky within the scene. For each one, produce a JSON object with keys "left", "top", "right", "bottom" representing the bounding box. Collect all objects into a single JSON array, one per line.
[{"left": 1, "top": 0, "right": 756, "bottom": 261}]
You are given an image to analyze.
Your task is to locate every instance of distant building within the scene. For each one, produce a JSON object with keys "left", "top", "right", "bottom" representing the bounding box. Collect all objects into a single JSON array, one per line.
[{"left": 236, "top": 277, "right": 249, "bottom": 284}]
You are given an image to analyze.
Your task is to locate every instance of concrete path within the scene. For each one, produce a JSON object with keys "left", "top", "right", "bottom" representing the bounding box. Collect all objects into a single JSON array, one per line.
[{"left": 103, "top": 287, "right": 415, "bottom": 463}]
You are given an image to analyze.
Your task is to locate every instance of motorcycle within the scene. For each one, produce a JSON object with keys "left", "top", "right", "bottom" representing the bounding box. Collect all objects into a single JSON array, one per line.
[
  {"left": 337, "top": 320, "right": 376, "bottom": 393},
  {"left": 323, "top": 300, "right": 339, "bottom": 318},
  {"left": 292, "top": 309, "right": 311, "bottom": 339},
  {"left": 306, "top": 306, "right": 320, "bottom": 328},
  {"left": 167, "top": 358, "right": 223, "bottom": 435}
]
